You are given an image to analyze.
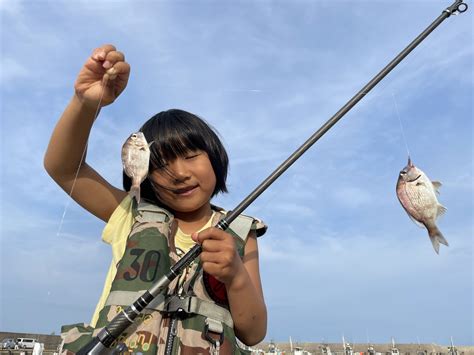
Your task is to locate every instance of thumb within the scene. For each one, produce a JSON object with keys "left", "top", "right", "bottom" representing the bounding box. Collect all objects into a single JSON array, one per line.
[
  {"left": 191, "top": 232, "right": 200, "bottom": 243},
  {"left": 103, "top": 67, "right": 118, "bottom": 81}
]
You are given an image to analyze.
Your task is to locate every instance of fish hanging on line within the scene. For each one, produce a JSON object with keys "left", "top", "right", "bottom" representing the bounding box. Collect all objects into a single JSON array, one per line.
[
  {"left": 396, "top": 157, "right": 448, "bottom": 254},
  {"left": 121, "top": 132, "right": 152, "bottom": 203}
]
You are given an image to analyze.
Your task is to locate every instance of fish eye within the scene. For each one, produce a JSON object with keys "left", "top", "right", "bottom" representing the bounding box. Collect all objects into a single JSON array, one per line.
[
  {"left": 131, "top": 133, "right": 137, "bottom": 138},
  {"left": 400, "top": 171, "right": 406, "bottom": 175}
]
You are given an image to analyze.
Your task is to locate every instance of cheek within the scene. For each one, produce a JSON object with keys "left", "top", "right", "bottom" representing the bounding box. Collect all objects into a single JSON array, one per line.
[
  {"left": 210, "top": 171, "right": 217, "bottom": 186},
  {"left": 148, "top": 174, "right": 170, "bottom": 195},
  {"left": 150, "top": 170, "right": 168, "bottom": 184},
  {"left": 202, "top": 164, "right": 217, "bottom": 187}
]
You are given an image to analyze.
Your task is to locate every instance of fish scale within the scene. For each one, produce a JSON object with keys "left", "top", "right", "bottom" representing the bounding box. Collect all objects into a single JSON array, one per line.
[{"left": 406, "top": 180, "right": 436, "bottom": 220}]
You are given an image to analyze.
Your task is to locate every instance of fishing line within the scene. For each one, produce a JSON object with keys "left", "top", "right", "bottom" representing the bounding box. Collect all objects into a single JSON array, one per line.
[
  {"left": 56, "top": 76, "right": 109, "bottom": 237},
  {"left": 391, "top": 92, "right": 411, "bottom": 159}
]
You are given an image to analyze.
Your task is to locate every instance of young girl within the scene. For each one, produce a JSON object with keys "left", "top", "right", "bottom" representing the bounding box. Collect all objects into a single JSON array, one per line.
[{"left": 44, "top": 44, "right": 267, "bottom": 354}]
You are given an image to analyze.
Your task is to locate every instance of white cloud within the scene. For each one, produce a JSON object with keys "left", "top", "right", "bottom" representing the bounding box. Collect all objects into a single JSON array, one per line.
[
  {"left": 0, "top": 57, "right": 29, "bottom": 84},
  {"left": 0, "top": 0, "right": 22, "bottom": 15}
]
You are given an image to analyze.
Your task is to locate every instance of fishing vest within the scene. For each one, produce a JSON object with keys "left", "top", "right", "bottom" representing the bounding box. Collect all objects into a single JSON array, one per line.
[{"left": 60, "top": 201, "right": 266, "bottom": 355}]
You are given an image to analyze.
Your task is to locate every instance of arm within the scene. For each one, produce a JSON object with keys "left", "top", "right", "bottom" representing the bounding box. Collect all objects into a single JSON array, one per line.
[
  {"left": 44, "top": 44, "right": 130, "bottom": 222},
  {"left": 227, "top": 232, "right": 267, "bottom": 345},
  {"left": 193, "top": 229, "right": 267, "bottom": 345}
]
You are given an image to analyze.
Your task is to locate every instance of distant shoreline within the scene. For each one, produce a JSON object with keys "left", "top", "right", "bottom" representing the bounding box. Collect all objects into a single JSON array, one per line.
[{"left": 1, "top": 331, "right": 472, "bottom": 354}]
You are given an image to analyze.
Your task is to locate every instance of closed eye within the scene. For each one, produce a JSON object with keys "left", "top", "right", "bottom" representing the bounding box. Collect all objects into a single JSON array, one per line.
[{"left": 185, "top": 153, "right": 200, "bottom": 160}]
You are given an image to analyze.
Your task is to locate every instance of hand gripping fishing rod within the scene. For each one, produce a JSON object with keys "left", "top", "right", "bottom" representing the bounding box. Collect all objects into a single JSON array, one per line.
[{"left": 78, "top": 1, "right": 467, "bottom": 354}]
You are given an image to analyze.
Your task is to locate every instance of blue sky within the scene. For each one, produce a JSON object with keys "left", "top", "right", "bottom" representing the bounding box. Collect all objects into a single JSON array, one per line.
[{"left": 1, "top": 0, "right": 472, "bottom": 347}]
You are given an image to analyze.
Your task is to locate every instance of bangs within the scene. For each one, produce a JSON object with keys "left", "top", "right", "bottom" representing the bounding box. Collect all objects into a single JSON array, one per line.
[
  {"left": 140, "top": 109, "right": 215, "bottom": 171},
  {"left": 133, "top": 109, "right": 229, "bottom": 198},
  {"left": 148, "top": 128, "right": 205, "bottom": 170}
]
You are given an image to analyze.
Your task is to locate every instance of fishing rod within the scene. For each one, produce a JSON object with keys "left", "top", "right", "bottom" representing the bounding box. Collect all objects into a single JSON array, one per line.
[{"left": 78, "top": 1, "right": 468, "bottom": 354}]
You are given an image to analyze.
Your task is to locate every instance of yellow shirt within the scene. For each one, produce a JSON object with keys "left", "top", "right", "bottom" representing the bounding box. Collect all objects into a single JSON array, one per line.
[
  {"left": 174, "top": 214, "right": 214, "bottom": 254},
  {"left": 90, "top": 195, "right": 134, "bottom": 327},
  {"left": 90, "top": 195, "right": 214, "bottom": 326}
]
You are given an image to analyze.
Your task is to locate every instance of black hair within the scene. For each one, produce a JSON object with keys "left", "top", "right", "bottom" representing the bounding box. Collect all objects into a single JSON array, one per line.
[{"left": 123, "top": 109, "right": 229, "bottom": 204}]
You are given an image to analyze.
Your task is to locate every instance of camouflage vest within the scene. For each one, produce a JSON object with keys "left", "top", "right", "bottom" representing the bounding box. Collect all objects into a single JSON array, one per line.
[{"left": 60, "top": 201, "right": 266, "bottom": 355}]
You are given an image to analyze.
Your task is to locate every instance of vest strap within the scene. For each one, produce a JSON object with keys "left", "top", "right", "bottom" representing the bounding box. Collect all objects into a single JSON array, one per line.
[
  {"left": 164, "top": 295, "right": 234, "bottom": 329},
  {"left": 204, "top": 318, "right": 223, "bottom": 334},
  {"left": 227, "top": 215, "right": 254, "bottom": 243},
  {"left": 204, "top": 318, "right": 224, "bottom": 355},
  {"left": 105, "top": 290, "right": 166, "bottom": 309},
  {"left": 105, "top": 291, "right": 233, "bottom": 328},
  {"left": 135, "top": 201, "right": 172, "bottom": 223}
]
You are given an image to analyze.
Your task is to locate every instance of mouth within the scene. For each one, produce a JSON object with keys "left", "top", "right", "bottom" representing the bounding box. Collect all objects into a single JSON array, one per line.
[
  {"left": 408, "top": 174, "right": 422, "bottom": 183},
  {"left": 172, "top": 185, "right": 198, "bottom": 196}
]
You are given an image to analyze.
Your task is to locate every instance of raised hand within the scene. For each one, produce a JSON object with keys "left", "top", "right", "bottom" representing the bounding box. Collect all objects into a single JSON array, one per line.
[{"left": 75, "top": 44, "right": 130, "bottom": 108}]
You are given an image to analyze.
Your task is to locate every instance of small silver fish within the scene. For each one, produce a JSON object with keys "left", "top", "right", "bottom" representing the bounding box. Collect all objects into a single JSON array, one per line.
[
  {"left": 396, "top": 157, "right": 448, "bottom": 254},
  {"left": 121, "top": 132, "right": 151, "bottom": 203}
]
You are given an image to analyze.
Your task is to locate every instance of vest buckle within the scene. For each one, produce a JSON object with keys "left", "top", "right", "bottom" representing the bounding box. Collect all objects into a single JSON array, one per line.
[
  {"left": 204, "top": 318, "right": 224, "bottom": 346},
  {"left": 164, "top": 295, "right": 191, "bottom": 317}
]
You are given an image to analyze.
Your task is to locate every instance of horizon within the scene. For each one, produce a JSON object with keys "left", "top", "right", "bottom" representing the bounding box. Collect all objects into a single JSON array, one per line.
[{"left": 0, "top": 330, "right": 472, "bottom": 348}]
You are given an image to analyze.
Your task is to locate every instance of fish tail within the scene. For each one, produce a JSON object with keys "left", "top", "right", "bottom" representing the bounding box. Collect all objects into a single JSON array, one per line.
[
  {"left": 129, "top": 184, "right": 141, "bottom": 204},
  {"left": 427, "top": 224, "right": 449, "bottom": 254}
]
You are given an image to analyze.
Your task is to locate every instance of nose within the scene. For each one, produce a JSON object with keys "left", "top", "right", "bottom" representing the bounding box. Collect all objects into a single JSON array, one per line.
[{"left": 169, "top": 158, "right": 191, "bottom": 182}]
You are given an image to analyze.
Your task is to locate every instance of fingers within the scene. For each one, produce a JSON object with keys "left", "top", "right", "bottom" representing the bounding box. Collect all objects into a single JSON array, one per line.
[
  {"left": 89, "top": 44, "right": 129, "bottom": 82},
  {"left": 103, "top": 50, "right": 125, "bottom": 70},
  {"left": 91, "top": 44, "right": 116, "bottom": 61},
  {"left": 104, "top": 61, "right": 130, "bottom": 82},
  {"left": 194, "top": 228, "right": 237, "bottom": 260},
  {"left": 192, "top": 228, "right": 228, "bottom": 246},
  {"left": 201, "top": 239, "right": 232, "bottom": 255},
  {"left": 75, "top": 44, "right": 130, "bottom": 106},
  {"left": 193, "top": 228, "right": 243, "bottom": 285}
]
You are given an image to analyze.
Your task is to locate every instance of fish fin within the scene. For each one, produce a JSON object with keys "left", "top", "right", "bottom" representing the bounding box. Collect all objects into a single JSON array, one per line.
[
  {"left": 438, "top": 234, "right": 449, "bottom": 246},
  {"left": 437, "top": 204, "right": 447, "bottom": 218},
  {"left": 428, "top": 225, "right": 449, "bottom": 254},
  {"left": 404, "top": 211, "right": 425, "bottom": 228},
  {"left": 129, "top": 185, "right": 141, "bottom": 204},
  {"left": 431, "top": 181, "right": 442, "bottom": 194}
]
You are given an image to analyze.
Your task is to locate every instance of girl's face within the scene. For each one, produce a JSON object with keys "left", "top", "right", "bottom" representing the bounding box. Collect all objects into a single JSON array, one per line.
[{"left": 150, "top": 150, "right": 216, "bottom": 216}]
